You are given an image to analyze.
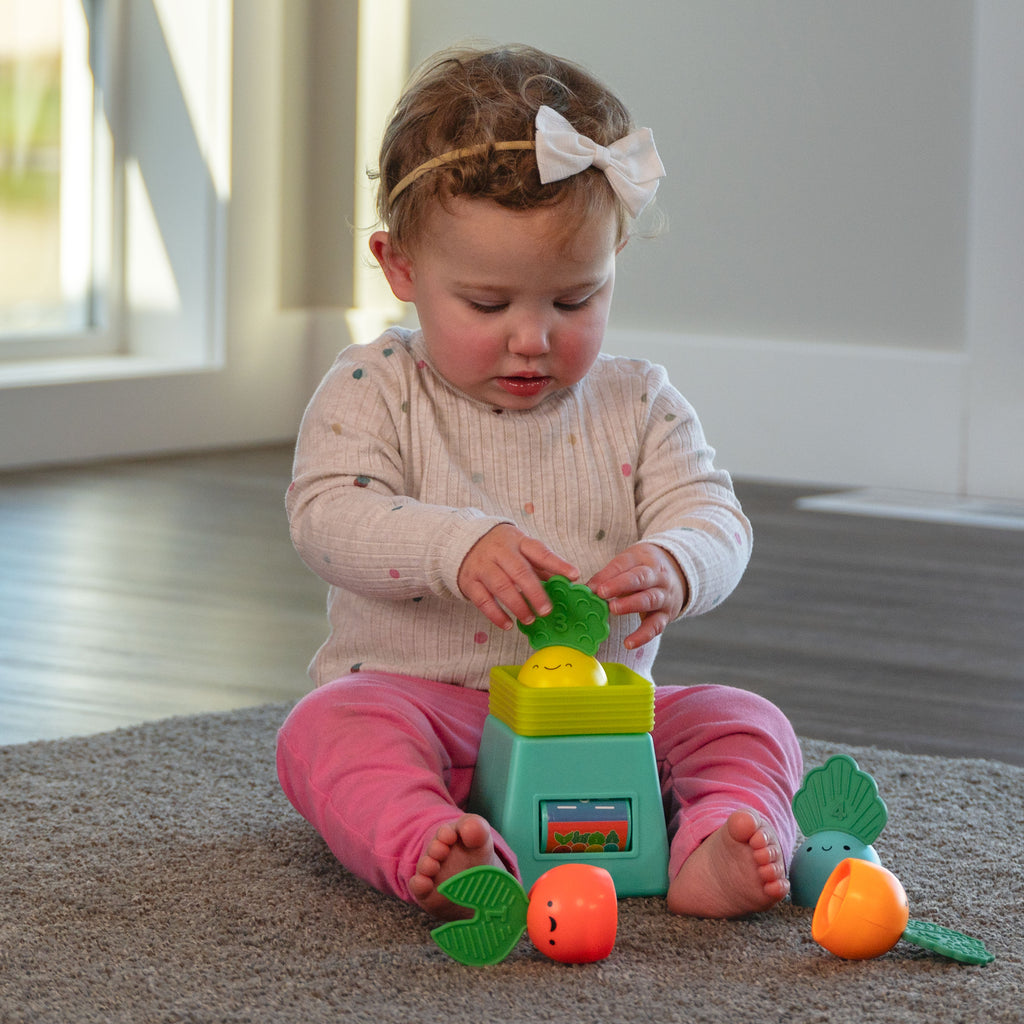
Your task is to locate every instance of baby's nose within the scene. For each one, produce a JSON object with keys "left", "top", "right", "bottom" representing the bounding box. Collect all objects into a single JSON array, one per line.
[{"left": 509, "top": 319, "right": 551, "bottom": 355}]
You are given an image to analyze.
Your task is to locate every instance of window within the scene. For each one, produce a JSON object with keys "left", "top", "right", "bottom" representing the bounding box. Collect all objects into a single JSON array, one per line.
[
  {"left": 0, "top": 1, "right": 303, "bottom": 471},
  {"left": 0, "top": 0, "right": 102, "bottom": 354}
]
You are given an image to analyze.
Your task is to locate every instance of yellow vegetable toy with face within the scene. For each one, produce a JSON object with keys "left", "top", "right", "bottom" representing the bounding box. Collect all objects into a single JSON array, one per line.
[
  {"left": 516, "top": 576, "right": 610, "bottom": 688},
  {"left": 518, "top": 645, "right": 607, "bottom": 687}
]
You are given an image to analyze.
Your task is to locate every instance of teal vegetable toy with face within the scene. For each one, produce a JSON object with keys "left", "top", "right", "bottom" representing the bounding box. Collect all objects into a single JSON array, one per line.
[{"left": 789, "top": 754, "right": 888, "bottom": 908}]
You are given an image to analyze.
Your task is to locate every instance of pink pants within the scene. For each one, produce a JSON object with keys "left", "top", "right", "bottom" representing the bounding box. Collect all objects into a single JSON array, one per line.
[{"left": 276, "top": 672, "right": 803, "bottom": 904}]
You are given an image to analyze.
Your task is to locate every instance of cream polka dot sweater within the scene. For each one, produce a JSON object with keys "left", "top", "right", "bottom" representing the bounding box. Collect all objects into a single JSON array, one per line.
[{"left": 287, "top": 328, "right": 752, "bottom": 690}]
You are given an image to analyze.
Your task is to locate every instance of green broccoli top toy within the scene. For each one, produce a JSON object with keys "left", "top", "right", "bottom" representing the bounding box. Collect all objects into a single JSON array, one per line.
[{"left": 516, "top": 576, "right": 610, "bottom": 688}]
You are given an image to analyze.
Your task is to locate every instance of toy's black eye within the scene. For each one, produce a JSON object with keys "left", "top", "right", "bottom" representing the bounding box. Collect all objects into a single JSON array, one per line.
[
  {"left": 547, "top": 901, "right": 554, "bottom": 907},
  {"left": 843, "top": 845, "right": 851, "bottom": 851},
  {"left": 806, "top": 845, "right": 813, "bottom": 852}
]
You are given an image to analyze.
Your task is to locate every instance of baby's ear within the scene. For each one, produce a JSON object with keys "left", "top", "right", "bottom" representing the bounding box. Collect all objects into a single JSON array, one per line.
[{"left": 369, "top": 231, "right": 416, "bottom": 302}]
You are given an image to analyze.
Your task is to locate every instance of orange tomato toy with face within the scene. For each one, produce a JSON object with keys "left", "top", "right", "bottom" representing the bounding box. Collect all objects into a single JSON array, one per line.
[{"left": 527, "top": 864, "right": 618, "bottom": 963}]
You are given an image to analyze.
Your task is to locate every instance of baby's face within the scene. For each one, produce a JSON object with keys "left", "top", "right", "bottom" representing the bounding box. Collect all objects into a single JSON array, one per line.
[{"left": 397, "top": 197, "right": 619, "bottom": 410}]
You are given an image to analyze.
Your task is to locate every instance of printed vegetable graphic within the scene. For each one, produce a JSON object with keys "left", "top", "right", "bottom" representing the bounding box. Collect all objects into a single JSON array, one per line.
[
  {"left": 789, "top": 754, "right": 888, "bottom": 907},
  {"left": 431, "top": 863, "right": 617, "bottom": 965},
  {"left": 551, "top": 829, "right": 622, "bottom": 853},
  {"left": 516, "top": 576, "right": 610, "bottom": 687}
]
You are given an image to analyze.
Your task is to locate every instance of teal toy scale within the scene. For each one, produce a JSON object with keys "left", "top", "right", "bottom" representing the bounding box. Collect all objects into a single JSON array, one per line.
[
  {"left": 789, "top": 755, "right": 888, "bottom": 907},
  {"left": 468, "top": 576, "right": 669, "bottom": 895}
]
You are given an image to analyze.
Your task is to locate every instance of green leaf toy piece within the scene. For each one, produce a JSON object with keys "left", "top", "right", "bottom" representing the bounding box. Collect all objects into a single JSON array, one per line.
[
  {"left": 792, "top": 754, "right": 888, "bottom": 840},
  {"left": 789, "top": 755, "right": 889, "bottom": 907},
  {"left": 430, "top": 866, "right": 530, "bottom": 966},
  {"left": 903, "top": 919, "right": 995, "bottom": 966},
  {"left": 517, "top": 575, "right": 609, "bottom": 657}
]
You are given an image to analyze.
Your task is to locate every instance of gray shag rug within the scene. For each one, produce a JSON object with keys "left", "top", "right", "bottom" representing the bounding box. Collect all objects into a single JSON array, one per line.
[{"left": 1, "top": 702, "right": 1020, "bottom": 1024}]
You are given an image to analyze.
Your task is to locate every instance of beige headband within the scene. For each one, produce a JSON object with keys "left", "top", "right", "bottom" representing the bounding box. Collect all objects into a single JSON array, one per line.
[
  {"left": 388, "top": 141, "right": 535, "bottom": 205},
  {"left": 386, "top": 106, "right": 665, "bottom": 217}
]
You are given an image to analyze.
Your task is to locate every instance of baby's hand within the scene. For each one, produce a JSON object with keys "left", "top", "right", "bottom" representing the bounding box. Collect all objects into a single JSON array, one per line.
[
  {"left": 458, "top": 524, "right": 580, "bottom": 631},
  {"left": 588, "top": 543, "right": 689, "bottom": 650}
]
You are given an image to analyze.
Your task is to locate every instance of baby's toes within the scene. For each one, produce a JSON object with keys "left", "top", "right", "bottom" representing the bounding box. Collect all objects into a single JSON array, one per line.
[
  {"left": 424, "top": 837, "right": 453, "bottom": 864},
  {"left": 408, "top": 872, "right": 435, "bottom": 900},
  {"left": 415, "top": 852, "right": 442, "bottom": 879},
  {"left": 434, "top": 823, "right": 460, "bottom": 847},
  {"left": 752, "top": 842, "right": 781, "bottom": 868}
]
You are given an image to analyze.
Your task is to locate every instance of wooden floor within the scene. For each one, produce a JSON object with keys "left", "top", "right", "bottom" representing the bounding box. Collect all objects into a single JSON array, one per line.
[{"left": 1, "top": 445, "right": 1021, "bottom": 765}]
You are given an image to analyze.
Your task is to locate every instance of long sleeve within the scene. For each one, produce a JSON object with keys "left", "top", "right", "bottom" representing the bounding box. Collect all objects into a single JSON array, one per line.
[
  {"left": 631, "top": 364, "right": 752, "bottom": 615},
  {"left": 287, "top": 340, "right": 510, "bottom": 602}
]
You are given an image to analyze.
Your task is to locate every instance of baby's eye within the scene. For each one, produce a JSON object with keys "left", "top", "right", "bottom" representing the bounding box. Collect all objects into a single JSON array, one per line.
[
  {"left": 555, "top": 297, "right": 592, "bottom": 312},
  {"left": 468, "top": 300, "right": 508, "bottom": 314}
]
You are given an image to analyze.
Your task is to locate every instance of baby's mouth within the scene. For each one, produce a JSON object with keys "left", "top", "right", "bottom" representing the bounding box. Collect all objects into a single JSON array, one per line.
[{"left": 497, "top": 375, "right": 552, "bottom": 397}]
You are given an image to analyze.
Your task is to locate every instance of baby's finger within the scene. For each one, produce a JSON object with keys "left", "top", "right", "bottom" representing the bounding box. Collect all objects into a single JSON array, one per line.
[
  {"left": 607, "top": 585, "right": 666, "bottom": 618},
  {"left": 461, "top": 578, "right": 514, "bottom": 631},
  {"left": 490, "top": 573, "right": 548, "bottom": 624},
  {"left": 520, "top": 537, "right": 580, "bottom": 583},
  {"left": 591, "top": 564, "right": 658, "bottom": 602},
  {"left": 623, "top": 610, "right": 670, "bottom": 650}
]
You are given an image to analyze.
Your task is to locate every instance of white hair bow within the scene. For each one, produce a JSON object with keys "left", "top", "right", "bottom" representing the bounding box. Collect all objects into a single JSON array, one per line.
[{"left": 534, "top": 105, "right": 666, "bottom": 217}]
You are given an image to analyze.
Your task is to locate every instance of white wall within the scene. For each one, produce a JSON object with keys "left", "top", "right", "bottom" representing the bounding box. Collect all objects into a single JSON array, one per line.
[
  {"left": 964, "top": 1, "right": 1024, "bottom": 498},
  {"left": 388, "top": 0, "right": 1022, "bottom": 497},
  {"left": 408, "top": 1, "right": 972, "bottom": 352},
  {"left": 2, "top": 0, "right": 1020, "bottom": 498}
]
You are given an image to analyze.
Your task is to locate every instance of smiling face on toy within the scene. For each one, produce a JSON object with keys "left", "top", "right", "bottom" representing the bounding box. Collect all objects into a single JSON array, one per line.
[
  {"left": 517, "top": 645, "right": 608, "bottom": 687},
  {"left": 789, "top": 830, "right": 881, "bottom": 907},
  {"left": 526, "top": 864, "right": 617, "bottom": 964}
]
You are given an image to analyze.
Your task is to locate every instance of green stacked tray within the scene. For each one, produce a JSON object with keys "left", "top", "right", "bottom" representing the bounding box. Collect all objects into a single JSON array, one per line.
[{"left": 488, "top": 663, "right": 655, "bottom": 736}]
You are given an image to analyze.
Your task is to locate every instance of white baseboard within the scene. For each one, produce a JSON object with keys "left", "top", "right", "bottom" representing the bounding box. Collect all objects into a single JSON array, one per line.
[
  {"left": 0, "top": 311, "right": 314, "bottom": 470},
  {"left": 605, "top": 329, "right": 968, "bottom": 493}
]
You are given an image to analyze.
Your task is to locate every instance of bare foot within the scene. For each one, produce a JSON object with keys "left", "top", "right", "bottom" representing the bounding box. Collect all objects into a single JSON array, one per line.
[
  {"left": 407, "top": 813, "right": 506, "bottom": 920},
  {"left": 666, "top": 809, "right": 790, "bottom": 918}
]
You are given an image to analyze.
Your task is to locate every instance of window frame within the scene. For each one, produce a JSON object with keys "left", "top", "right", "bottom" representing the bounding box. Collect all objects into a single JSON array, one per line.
[
  {"left": 0, "top": 0, "right": 323, "bottom": 472},
  {"left": 0, "top": 0, "right": 117, "bottom": 361},
  {"left": 0, "top": 0, "right": 233, "bottom": 376}
]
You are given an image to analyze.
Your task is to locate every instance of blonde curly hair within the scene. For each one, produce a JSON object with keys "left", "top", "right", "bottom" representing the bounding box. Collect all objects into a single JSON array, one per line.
[{"left": 372, "top": 44, "right": 636, "bottom": 252}]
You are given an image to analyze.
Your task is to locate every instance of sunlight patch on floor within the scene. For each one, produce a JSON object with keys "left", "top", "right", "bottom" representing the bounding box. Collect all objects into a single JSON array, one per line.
[{"left": 796, "top": 489, "right": 1024, "bottom": 531}]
